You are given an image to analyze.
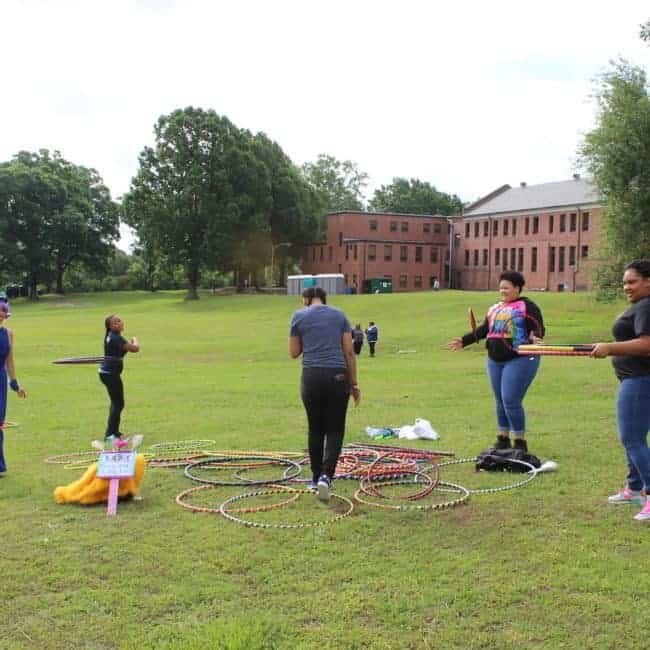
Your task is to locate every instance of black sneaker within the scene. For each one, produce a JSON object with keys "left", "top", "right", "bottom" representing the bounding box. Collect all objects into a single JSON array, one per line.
[
  {"left": 513, "top": 438, "right": 528, "bottom": 453},
  {"left": 494, "top": 436, "right": 511, "bottom": 450}
]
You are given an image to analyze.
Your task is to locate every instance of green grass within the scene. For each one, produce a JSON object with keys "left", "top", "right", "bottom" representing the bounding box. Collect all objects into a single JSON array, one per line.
[{"left": 1, "top": 289, "right": 645, "bottom": 649}]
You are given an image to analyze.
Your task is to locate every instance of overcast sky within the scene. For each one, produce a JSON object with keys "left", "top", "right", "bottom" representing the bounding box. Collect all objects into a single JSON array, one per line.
[{"left": 2, "top": 0, "right": 648, "bottom": 251}]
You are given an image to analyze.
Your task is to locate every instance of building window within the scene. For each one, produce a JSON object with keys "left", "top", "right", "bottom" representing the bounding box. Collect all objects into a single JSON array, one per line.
[
  {"left": 483, "top": 249, "right": 488, "bottom": 266},
  {"left": 368, "top": 244, "right": 376, "bottom": 261},
  {"left": 400, "top": 274, "right": 408, "bottom": 288},
  {"left": 434, "top": 223, "right": 442, "bottom": 234},
  {"left": 465, "top": 250, "right": 470, "bottom": 266},
  {"left": 369, "top": 219, "right": 378, "bottom": 231},
  {"left": 503, "top": 220, "right": 509, "bottom": 236},
  {"left": 312, "top": 247, "right": 316, "bottom": 261},
  {"left": 414, "top": 275, "right": 423, "bottom": 288},
  {"left": 517, "top": 248, "right": 524, "bottom": 272},
  {"left": 430, "top": 247, "right": 438, "bottom": 263},
  {"left": 569, "top": 245, "right": 576, "bottom": 267},
  {"left": 570, "top": 213, "right": 577, "bottom": 232},
  {"left": 415, "top": 246, "right": 423, "bottom": 262},
  {"left": 471, "top": 250, "right": 477, "bottom": 266},
  {"left": 328, "top": 246, "right": 332, "bottom": 261},
  {"left": 345, "top": 245, "right": 349, "bottom": 261},
  {"left": 495, "top": 248, "right": 501, "bottom": 266},
  {"left": 339, "top": 232, "right": 343, "bottom": 246},
  {"left": 400, "top": 245, "right": 408, "bottom": 262},
  {"left": 549, "top": 215, "right": 554, "bottom": 233},
  {"left": 344, "top": 274, "right": 348, "bottom": 285},
  {"left": 401, "top": 222, "right": 409, "bottom": 232},
  {"left": 483, "top": 221, "right": 489, "bottom": 237},
  {"left": 581, "top": 245, "right": 589, "bottom": 259},
  {"left": 549, "top": 246, "right": 556, "bottom": 272},
  {"left": 525, "top": 217, "right": 530, "bottom": 235},
  {"left": 423, "top": 223, "right": 431, "bottom": 233},
  {"left": 560, "top": 214, "right": 566, "bottom": 232},
  {"left": 533, "top": 216, "right": 539, "bottom": 234},
  {"left": 582, "top": 212, "right": 590, "bottom": 231},
  {"left": 559, "top": 246, "right": 565, "bottom": 272},
  {"left": 512, "top": 219, "right": 517, "bottom": 236},
  {"left": 320, "top": 247, "right": 324, "bottom": 261},
  {"left": 510, "top": 248, "right": 516, "bottom": 269},
  {"left": 354, "top": 244, "right": 358, "bottom": 260},
  {"left": 353, "top": 274, "right": 357, "bottom": 286},
  {"left": 390, "top": 221, "right": 397, "bottom": 232},
  {"left": 384, "top": 245, "right": 392, "bottom": 261},
  {"left": 465, "top": 223, "right": 470, "bottom": 238},
  {"left": 474, "top": 222, "right": 479, "bottom": 237},
  {"left": 502, "top": 248, "right": 508, "bottom": 269},
  {"left": 338, "top": 264, "right": 342, "bottom": 273},
  {"left": 493, "top": 220, "right": 499, "bottom": 236},
  {"left": 531, "top": 247, "right": 538, "bottom": 272}
]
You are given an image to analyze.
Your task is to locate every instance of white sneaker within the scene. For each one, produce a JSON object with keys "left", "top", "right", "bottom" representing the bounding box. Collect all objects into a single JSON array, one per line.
[{"left": 317, "top": 475, "right": 331, "bottom": 501}]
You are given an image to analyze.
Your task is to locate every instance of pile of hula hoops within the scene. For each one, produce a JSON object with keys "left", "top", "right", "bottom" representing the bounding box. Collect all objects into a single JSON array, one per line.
[{"left": 45, "top": 440, "right": 541, "bottom": 529}]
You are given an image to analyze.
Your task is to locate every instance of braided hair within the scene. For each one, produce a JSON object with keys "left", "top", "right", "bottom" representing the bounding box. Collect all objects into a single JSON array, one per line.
[
  {"left": 302, "top": 286, "right": 327, "bottom": 305},
  {"left": 625, "top": 260, "right": 650, "bottom": 278}
]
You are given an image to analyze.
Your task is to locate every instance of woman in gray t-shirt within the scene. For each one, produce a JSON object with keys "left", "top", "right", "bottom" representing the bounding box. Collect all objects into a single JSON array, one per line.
[{"left": 289, "top": 287, "right": 360, "bottom": 501}]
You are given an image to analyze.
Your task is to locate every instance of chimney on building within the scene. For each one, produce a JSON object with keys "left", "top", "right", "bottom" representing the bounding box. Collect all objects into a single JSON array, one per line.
[
  {"left": 520, "top": 182, "right": 527, "bottom": 188},
  {"left": 573, "top": 173, "right": 580, "bottom": 180}
]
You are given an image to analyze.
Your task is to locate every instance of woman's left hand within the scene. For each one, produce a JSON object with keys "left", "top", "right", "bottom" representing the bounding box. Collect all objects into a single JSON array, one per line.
[
  {"left": 17, "top": 387, "right": 26, "bottom": 398},
  {"left": 350, "top": 386, "right": 361, "bottom": 406},
  {"left": 530, "top": 335, "right": 544, "bottom": 345},
  {"left": 590, "top": 343, "right": 610, "bottom": 359}
]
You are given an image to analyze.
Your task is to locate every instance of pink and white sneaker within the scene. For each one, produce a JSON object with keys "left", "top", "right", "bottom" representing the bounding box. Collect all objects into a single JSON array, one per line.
[
  {"left": 608, "top": 487, "right": 645, "bottom": 506},
  {"left": 634, "top": 499, "right": 650, "bottom": 521}
]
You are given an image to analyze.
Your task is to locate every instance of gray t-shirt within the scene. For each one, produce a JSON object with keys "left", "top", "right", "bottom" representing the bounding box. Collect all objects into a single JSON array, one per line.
[{"left": 289, "top": 304, "right": 351, "bottom": 368}]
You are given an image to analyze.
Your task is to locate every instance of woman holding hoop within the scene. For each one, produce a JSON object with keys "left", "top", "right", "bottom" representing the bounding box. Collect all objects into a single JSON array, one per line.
[
  {"left": 99, "top": 315, "right": 139, "bottom": 441},
  {"left": 591, "top": 260, "right": 650, "bottom": 521},
  {"left": 0, "top": 302, "right": 27, "bottom": 474},
  {"left": 289, "top": 286, "right": 361, "bottom": 501},
  {"left": 448, "top": 271, "right": 545, "bottom": 453}
]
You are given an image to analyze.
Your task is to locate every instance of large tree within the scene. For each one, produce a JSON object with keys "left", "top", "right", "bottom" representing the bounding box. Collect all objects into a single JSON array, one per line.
[
  {"left": 369, "top": 177, "right": 463, "bottom": 215},
  {"left": 0, "top": 150, "right": 118, "bottom": 298},
  {"left": 641, "top": 19, "right": 649, "bottom": 42},
  {"left": 301, "top": 154, "right": 368, "bottom": 213},
  {"left": 580, "top": 60, "right": 650, "bottom": 295},
  {"left": 123, "top": 108, "right": 270, "bottom": 299}
]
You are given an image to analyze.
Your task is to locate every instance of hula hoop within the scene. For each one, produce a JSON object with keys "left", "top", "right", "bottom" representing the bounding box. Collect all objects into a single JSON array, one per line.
[
  {"left": 184, "top": 455, "right": 302, "bottom": 486},
  {"left": 359, "top": 470, "right": 437, "bottom": 501},
  {"left": 0, "top": 421, "right": 18, "bottom": 429},
  {"left": 149, "top": 440, "right": 216, "bottom": 451},
  {"left": 219, "top": 488, "right": 354, "bottom": 529},
  {"left": 354, "top": 479, "right": 470, "bottom": 511},
  {"left": 44, "top": 450, "right": 100, "bottom": 465},
  {"left": 53, "top": 356, "right": 121, "bottom": 365},
  {"left": 176, "top": 484, "right": 301, "bottom": 514},
  {"left": 438, "top": 456, "right": 538, "bottom": 494}
]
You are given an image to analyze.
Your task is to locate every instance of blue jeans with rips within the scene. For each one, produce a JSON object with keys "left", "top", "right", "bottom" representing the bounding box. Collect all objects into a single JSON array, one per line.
[
  {"left": 617, "top": 376, "right": 650, "bottom": 492},
  {"left": 486, "top": 355, "right": 541, "bottom": 435}
]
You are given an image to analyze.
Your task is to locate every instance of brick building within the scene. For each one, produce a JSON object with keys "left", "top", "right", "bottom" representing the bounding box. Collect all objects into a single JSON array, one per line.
[
  {"left": 301, "top": 211, "right": 451, "bottom": 292},
  {"left": 452, "top": 176, "right": 602, "bottom": 291}
]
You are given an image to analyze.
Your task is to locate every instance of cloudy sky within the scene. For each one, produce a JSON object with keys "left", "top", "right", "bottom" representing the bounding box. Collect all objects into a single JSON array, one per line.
[{"left": 2, "top": 1, "right": 648, "bottom": 251}]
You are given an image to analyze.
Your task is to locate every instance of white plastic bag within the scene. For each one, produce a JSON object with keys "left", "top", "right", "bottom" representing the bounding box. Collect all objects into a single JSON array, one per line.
[
  {"left": 412, "top": 418, "right": 439, "bottom": 440},
  {"left": 397, "top": 425, "right": 418, "bottom": 440}
]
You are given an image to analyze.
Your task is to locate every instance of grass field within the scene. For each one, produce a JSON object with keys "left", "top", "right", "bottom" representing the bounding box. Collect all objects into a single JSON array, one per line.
[{"left": 1, "top": 289, "right": 646, "bottom": 649}]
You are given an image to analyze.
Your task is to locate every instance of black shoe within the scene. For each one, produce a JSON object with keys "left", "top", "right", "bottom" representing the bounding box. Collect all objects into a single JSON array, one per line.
[
  {"left": 513, "top": 438, "right": 528, "bottom": 453},
  {"left": 494, "top": 436, "right": 511, "bottom": 450}
]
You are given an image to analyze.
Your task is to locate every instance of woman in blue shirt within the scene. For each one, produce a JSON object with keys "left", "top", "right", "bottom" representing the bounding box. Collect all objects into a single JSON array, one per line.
[
  {"left": 289, "top": 287, "right": 360, "bottom": 501},
  {"left": 0, "top": 302, "right": 27, "bottom": 474},
  {"left": 99, "top": 315, "right": 139, "bottom": 441}
]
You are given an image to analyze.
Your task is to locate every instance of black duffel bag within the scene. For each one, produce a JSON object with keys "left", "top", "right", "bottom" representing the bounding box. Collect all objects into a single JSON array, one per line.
[{"left": 475, "top": 446, "right": 541, "bottom": 473}]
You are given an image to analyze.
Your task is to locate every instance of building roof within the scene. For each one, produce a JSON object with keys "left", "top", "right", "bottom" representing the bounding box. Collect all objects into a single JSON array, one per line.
[
  {"left": 463, "top": 177, "right": 600, "bottom": 217},
  {"left": 327, "top": 210, "right": 450, "bottom": 220}
]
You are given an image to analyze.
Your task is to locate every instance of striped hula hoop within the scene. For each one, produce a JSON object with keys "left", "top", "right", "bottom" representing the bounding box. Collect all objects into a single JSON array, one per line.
[
  {"left": 438, "top": 456, "right": 539, "bottom": 493},
  {"left": 184, "top": 455, "right": 302, "bottom": 486},
  {"left": 353, "top": 480, "right": 470, "bottom": 511}
]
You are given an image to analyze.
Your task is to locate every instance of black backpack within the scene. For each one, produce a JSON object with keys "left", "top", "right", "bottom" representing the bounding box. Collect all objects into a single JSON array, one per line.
[{"left": 475, "top": 447, "right": 541, "bottom": 473}]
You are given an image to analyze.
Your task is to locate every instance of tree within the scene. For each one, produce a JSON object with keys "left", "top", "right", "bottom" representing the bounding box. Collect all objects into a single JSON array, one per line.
[
  {"left": 369, "top": 177, "right": 463, "bottom": 215},
  {"left": 641, "top": 19, "right": 650, "bottom": 42},
  {"left": 123, "top": 107, "right": 270, "bottom": 299},
  {"left": 0, "top": 150, "right": 118, "bottom": 298},
  {"left": 301, "top": 154, "right": 368, "bottom": 214},
  {"left": 580, "top": 60, "right": 650, "bottom": 296}
]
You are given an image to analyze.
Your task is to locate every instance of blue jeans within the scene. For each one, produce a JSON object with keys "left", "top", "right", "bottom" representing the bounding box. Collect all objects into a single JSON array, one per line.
[
  {"left": 617, "top": 376, "right": 650, "bottom": 492},
  {"left": 486, "top": 355, "right": 541, "bottom": 435}
]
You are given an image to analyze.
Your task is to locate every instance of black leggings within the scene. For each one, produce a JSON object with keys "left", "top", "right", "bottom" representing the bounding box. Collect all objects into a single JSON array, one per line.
[
  {"left": 301, "top": 367, "right": 351, "bottom": 481},
  {"left": 99, "top": 372, "right": 124, "bottom": 437}
]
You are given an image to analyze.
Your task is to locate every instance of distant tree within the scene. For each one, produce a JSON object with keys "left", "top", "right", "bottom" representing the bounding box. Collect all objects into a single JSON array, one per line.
[
  {"left": 369, "top": 177, "right": 463, "bottom": 215},
  {"left": 123, "top": 107, "right": 270, "bottom": 299},
  {"left": 641, "top": 19, "right": 650, "bottom": 42},
  {"left": 301, "top": 154, "right": 368, "bottom": 214},
  {"left": 580, "top": 60, "right": 650, "bottom": 297}
]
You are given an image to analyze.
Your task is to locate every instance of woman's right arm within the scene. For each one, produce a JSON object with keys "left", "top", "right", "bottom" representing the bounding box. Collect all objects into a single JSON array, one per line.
[
  {"left": 124, "top": 336, "right": 140, "bottom": 353},
  {"left": 342, "top": 332, "right": 360, "bottom": 405},
  {"left": 289, "top": 336, "right": 302, "bottom": 358}
]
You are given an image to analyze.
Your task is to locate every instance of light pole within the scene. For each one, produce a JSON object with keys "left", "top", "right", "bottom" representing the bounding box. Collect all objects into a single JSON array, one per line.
[{"left": 271, "top": 242, "right": 292, "bottom": 287}]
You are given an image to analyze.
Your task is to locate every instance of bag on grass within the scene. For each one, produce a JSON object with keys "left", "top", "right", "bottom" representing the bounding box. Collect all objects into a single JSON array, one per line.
[{"left": 475, "top": 447, "right": 541, "bottom": 473}]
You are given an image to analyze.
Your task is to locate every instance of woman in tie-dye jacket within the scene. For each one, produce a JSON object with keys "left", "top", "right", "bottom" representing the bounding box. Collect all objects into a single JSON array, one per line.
[{"left": 449, "top": 271, "right": 545, "bottom": 453}]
